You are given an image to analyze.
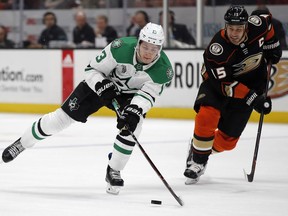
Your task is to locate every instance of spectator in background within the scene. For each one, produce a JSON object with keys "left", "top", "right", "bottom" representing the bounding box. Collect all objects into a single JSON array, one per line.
[
  {"left": 253, "top": 5, "right": 287, "bottom": 48},
  {"left": 0, "top": 25, "right": 15, "bottom": 48},
  {"left": 44, "top": 0, "right": 80, "bottom": 9},
  {"left": 95, "top": 15, "right": 118, "bottom": 47},
  {"left": 126, "top": 10, "right": 149, "bottom": 37},
  {"left": 159, "top": 10, "right": 196, "bottom": 48},
  {"left": 0, "top": 0, "right": 13, "bottom": 9},
  {"left": 37, "top": 11, "right": 68, "bottom": 48},
  {"left": 73, "top": 11, "right": 95, "bottom": 48}
]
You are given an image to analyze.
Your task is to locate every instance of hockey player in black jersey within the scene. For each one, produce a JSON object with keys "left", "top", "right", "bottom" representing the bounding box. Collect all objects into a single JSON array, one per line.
[{"left": 184, "top": 5, "right": 282, "bottom": 184}]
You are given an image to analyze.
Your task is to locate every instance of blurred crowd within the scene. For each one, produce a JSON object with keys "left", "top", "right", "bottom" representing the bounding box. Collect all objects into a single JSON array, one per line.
[
  {"left": 0, "top": 8, "right": 198, "bottom": 49},
  {"left": 0, "top": 0, "right": 287, "bottom": 9},
  {"left": 0, "top": 0, "right": 287, "bottom": 49}
]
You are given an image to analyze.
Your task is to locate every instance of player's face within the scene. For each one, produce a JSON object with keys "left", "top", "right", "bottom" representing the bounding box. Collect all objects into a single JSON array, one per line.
[
  {"left": 226, "top": 24, "right": 246, "bottom": 45},
  {"left": 138, "top": 41, "right": 160, "bottom": 64}
]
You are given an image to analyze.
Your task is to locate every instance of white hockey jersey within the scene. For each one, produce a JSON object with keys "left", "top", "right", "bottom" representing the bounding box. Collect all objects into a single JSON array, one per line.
[{"left": 85, "top": 37, "right": 174, "bottom": 113}]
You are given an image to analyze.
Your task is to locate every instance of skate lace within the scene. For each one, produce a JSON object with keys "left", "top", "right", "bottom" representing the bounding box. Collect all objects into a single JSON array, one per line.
[
  {"left": 8, "top": 142, "right": 25, "bottom": 158},
  {"left": 110, "top": 169, "right": 122, "bottom": 180},
  {"left": 190, "top": 163, "right": 204, "bottom": 173}
]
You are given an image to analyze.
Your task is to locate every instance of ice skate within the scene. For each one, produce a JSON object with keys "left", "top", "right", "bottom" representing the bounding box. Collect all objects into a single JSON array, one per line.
[
  {"left": 105, "top": 165, "right": 124, "bottom": 195},
  {"left": 2, "top": 138, "right": 25, "bottom": 163},
  {"left": 184, "top": 146, "right": 207, "bottom": 184},
  {"left": 184, "top": 159, "right": 207, "bottom": 184}
]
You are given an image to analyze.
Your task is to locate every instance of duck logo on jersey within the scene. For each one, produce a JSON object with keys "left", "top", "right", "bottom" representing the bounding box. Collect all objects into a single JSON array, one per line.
[
  {"left": 248, "top": 15, "right": 262, "bottom": 26},
  {"left": 232, "top": 53, "right": 262, "bottom": 77},
  {"left": 111, "top": 39, "right": 123, "bottom": 48},
  {"left": 268, "top": 59, "right": 288, "bottom": 99},
  {"left": 209, "top": 43, "right": 223, "bottom": 56},
  {"left": 69, "top": 97, "right": 80, "bottom": 111}
]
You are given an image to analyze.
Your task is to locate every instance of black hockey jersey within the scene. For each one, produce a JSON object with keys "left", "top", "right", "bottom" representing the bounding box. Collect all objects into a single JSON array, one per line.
[{"left": 203, "top": 14, "right": 281, "bottom": 99}]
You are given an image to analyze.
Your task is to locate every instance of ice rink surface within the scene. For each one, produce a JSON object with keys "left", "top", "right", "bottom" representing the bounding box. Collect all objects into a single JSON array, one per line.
[{"left": 0, "top": 113, "right": 287, "bottom": 216}]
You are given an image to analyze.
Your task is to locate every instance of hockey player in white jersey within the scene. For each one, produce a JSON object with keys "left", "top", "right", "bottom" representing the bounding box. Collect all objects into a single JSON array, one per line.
[{"left": 1, "top": 23, "right": 174, "bottom": 195}]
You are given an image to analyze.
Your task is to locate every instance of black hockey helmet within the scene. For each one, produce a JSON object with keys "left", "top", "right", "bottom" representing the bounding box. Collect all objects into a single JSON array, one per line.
[{"left": 224, "top": 5, "right": 248, "bottom": 25}]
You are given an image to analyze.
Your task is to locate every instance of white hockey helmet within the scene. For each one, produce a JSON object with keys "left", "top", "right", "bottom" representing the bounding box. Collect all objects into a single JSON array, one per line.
[{"left": 138, "top": 22, "right": 165, "bottom": 50}]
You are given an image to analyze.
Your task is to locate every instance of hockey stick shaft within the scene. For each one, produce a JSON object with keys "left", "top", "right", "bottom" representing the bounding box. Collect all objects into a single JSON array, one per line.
[
  {"left": 112, "top": 99, "right": 184, "bottom": 206},
  {"left": 246, "top": 63, "right": 272, "bottom": 182}
]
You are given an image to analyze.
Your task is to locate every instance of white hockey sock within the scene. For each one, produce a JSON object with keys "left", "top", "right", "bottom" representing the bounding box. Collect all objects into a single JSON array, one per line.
[
  {"left": 109, "top": 134, "right": 136, "bottom": 171},
  {"left": 21, "top": 108, "right": 75, "bottom": 148},
  {"left": 109, "top": 118, "right": 143, "bottom": 171}
]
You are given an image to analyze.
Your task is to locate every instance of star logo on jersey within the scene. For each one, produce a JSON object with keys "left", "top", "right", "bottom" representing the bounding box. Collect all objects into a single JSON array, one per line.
[
  {"left": 111, "top": 69, "right": 132, "bottom": 91},
  {"left": 69, "top": 97, "right": 79, "bottom": 111},
  {"left": 111, "top": 39, "right": 123, "bottom": 48},
  {"left": 166, "top": 67, "right": 174, "bottom": 79}
]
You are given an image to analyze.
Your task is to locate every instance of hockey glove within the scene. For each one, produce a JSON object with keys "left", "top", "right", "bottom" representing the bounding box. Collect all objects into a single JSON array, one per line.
[
  {"left": 263, "top": 39, "right": 282, "bottom": 64},
  {"left": 95, "top": 79, "right": 119, "bottom": 105},
  {"left": 117, "top": 104, "right": 143, "bottom": 136},
  {"left": 264, "top": 49, "right": 282, "bottom": 64},
  {"left": 246, "top": 91, "right": 272, "bottom": 115}
]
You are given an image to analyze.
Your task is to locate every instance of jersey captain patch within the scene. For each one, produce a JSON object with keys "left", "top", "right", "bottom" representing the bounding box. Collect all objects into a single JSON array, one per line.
[
  {"left": 248, "top": 15, "right": 262, "bottom": 26},
  {"left": 111, "top": 39, "right": 123, "bottom": 48},
  {"left": 209, "top": 43, "right": 223, "bottom": 56}
]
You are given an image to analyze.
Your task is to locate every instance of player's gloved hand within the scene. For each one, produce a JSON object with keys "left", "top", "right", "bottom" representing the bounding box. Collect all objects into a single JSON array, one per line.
[
  {"left": 95, "top": 79, "right": 119, "bottom": 105},
  {"left": 117, "top": 104, "right": 143, "bottom": 136},
  {"left": 264, "top": 49, "right": 282, "bottom": 64},
  {"left": 263, "top": 39, "right": 282, "bottom": 64},
  {"left": 245, "top": 90, "right": 272, "bottom": 115}
]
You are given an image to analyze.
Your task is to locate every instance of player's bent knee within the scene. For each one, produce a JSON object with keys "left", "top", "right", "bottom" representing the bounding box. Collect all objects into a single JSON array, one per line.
[
  {"left": 40, "top": 108, "right": 76, "bottom": 135},
  {"left": 213, "top": 130, "right": 239, "bottom": 152}
]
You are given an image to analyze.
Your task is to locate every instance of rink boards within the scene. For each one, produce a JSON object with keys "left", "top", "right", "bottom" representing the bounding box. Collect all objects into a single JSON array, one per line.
[{"left": 0, "top": 49, "right": 287, "bottom": 123}]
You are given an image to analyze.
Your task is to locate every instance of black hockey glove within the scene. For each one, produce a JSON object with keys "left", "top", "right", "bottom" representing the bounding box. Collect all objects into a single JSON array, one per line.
[
  {"left": 245, "top": 91, "right": 272, "bottom": 115},
  {"left": 95, "top": 79, "right": 119, "bottom": 105},
  {"left": 117, "top": 104, "right": 143, "bottom": 136},
  {"left": 264, "top": 49, "right": 282, "bottom": 64},
  {"left": 263, "top": 39, "right": 282, "bottom": 64}
]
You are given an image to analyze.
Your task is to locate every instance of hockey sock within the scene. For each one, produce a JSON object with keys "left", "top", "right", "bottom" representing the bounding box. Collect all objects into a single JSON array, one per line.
[
  {"left": 192, "top": 106, "right": 220, "bottom": 164},
  {"left": 109, "top": 134, "right": 135, "bottom": 171},
  {"left": 21, "top": 108, "right": 75, "bottom": 148}
]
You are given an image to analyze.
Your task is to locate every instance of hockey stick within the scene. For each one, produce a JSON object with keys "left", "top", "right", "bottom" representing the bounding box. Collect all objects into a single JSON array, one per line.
[
  {"left": 244, "top": 63, "right": 272, "bottom": 182},
  {"left": 112, "top": 99, "right": 184, "bottom": 206}
]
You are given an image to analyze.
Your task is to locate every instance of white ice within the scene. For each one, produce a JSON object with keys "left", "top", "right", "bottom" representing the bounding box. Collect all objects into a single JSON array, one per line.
[{"left": 0, "top": 113, "right": 287, "bottom": 216}]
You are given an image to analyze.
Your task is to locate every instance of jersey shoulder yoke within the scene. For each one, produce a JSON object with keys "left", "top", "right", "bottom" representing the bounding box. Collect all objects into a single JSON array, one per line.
[{"left": 110, "top": 37, "right": 137, "bottom": 63}]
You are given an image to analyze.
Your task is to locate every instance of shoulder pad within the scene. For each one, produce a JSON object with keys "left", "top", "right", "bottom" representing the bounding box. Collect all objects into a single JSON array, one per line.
[{"left": 147, "top": 52, "right": 174, "bottom": 84}]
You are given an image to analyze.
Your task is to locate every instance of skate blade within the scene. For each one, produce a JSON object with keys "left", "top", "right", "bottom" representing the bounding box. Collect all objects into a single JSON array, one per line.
[
  {"left": 106, "top": 183, "right": 121, "bottom": 195},
  {"left": 185, "top": 177, "right": 199, "bottom": 185}
]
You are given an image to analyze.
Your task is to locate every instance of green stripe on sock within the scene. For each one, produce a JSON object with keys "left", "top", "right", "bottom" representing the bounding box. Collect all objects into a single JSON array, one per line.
[
  {"left": 113, "top": 143, "right": 132, "bottom": 155},
  {"left": 32, "top": 122, "right": 44, "bottom": 140}
]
